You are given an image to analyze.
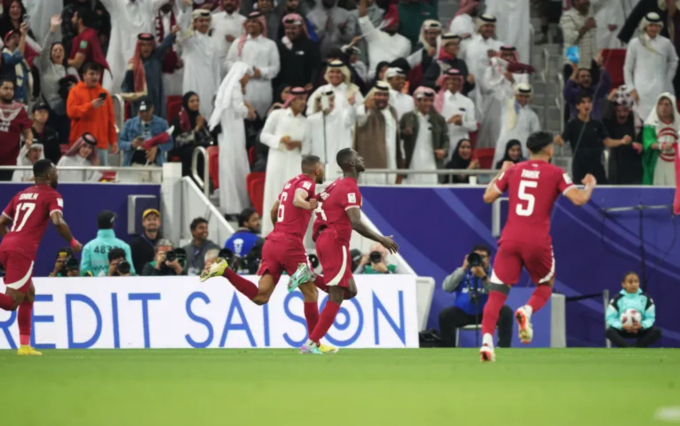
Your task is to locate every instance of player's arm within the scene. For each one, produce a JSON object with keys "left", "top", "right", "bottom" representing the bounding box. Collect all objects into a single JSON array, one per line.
[
  {"left": 51, "top": 212, "right": 82, "bottom": 252},
  {"left": 345, "top": 207, "right": 399, "bottom": 253},
  {"left": 292, "top": 188, "right": 317, "bottom": 210},
  {"left": 0, "top": 214, "right": 11, "bottom": 237},
  {"left": 563, "top": 174, "right": 596, "bottom": 207},
  {"left": 270, "top": 200, "right": 280, "bottom": 226},
  {"left": 483, "top": 161, "right": 513, "bottom": 204}
]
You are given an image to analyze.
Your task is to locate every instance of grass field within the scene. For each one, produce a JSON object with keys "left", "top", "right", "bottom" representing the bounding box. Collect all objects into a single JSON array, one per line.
[{"left": 1, "top": 349, "right": 679, "bottom": 426}]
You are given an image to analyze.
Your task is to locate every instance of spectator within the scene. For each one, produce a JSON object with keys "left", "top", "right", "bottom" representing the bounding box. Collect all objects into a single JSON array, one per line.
[
  {"left": 142, "top": 239, "right": 185, "bottom": 276},
  {"left": 563, "top": 56, "right": 611, "bottom": 121},
  {"left": 157, "top": 1, "right": 184, "bottom": 97},
  {"left": 39, "top": 15, "right": 80, "bottom": 147},
  {"left": 358, "top": 0, "right": 411, "bottom": 81},
  {"left": 556, "top": 93, "right": 632, "bottom": 184},
  {"left": 355, "top": 82, "right": 401, "bottom": 185},
  {"left": 485, "top": 0, "right": 530, "bottom": 63},
  {"left": 29, "top": 103, "right": 61, "bottom": 165},
  {"left": 121, "top": 28, "right": 180, "bottom": 118},
  {"left": 274, "top": 0, "right": 316, "bottom": 41},
  {"left": 397, "top": 0, "right": 438, "bottom": 47},
  {"left": 255, "top": 0, "right": 284, "bottom": 41},
  {"left": 406, "top": 20, "right": 441, "bottom": 87},
  {"left": 56, "top": 133, "right": 101, "bottom": 182},
  {"left": 308, "top": 85, "right": 355, "bottom": 175},
  {"left": 129, "top": 208, "right": 162, "bottom": 274},
  {"left": 0, "top": 0, "right": 33, "bottom": 39},
  {"left": 343, "top": 44, "right": 368, "bottom": 88},
  {"left": 107, "top": 247, "right": 133, "bottom": 277},
  {"left": 400, "top": 86, "right": 448, "bottom": 185},
  {"left": 423, "top": 34, "right": 474, "bottom": 96},
  {"left": 349, "top": 0, "right": 382, "bottom": 66},
  {"left": 559, "top": 0, "right": 603, "bottom": 71},
  {"left": 212, "top": 0, "right": 246, "bottom": 77},
  {"left": 1, "top": 26, "right": 30, "bottom": 103},
  {"left": 624, "top": 12, "right": 678, "bottom": 120},
  {"left": 462, "top": 15, "right": 503, "bottom": 96},
  {"left": 68, "top": 6, "right": 109, "bottom": 77},
  {"left": 307, "top": 0, "right": 355, "bottom": 59},
  {"left": 203, "top": 248, "right": 221, "bottom": 272},
  {"left": 447, "top": 138, "right": 478, "bottom": 183},
  {"left": 448, "top": 0, "right": 478, "bottom": 38},
  {"left": 358, "top": 243, "right": 396, "bottom": 274},
  {"left": 618, "top": 0, "right": 669, "bottom": 45},
  {"left": 275, "top": 14, "right": 321, "bottom": 91},
  {"left": 48, "top": 248, "right": 80, "bottom": 277},
  {"left": 0, "top": 78, "right": 32, "bottom": 182},
  {"left": 595, "top": 0, "right": 625, "bottom": 50},
  {"left": 226, "top": 11, "right": 280, "bottom": 118},
  {"left": 494, "top": 139, "right": 525, "bottom": 169},
  {"left": 439, "top": 245, "right": 513, "bottom": 348},
  {"left": 224, "top": 207, "right": 264, "bottom": 257},
  {"left": 660, "top": 0, "right": 680, "bottom": 96},
  {"left": 385, "top": 67, "right": 414, "bottom": 120},
  {"left": 182, "top": 217, "right": 221, "bottom": 275},
  {"left": 118, "top": 97, "right": 174, "bottom": 167},
  {"left": 11, "top": 143, "right": 43, "bottom": 182},
  {"left": 306, "top": 60, "right": 363, "bottom": 116},
  {"left": 603, "top": 86, "right": 643, "bottom": 185},
  {"left": 168, "top": 92, "right": 213, "bottom": 178},
  {"left": 434, "top": 68, "right": 476, "bottom": 163},
  {"left": 66, "top": 62, "right": 118, "bottom": 165},
  {"left": 605, "top": 271, "right": 662, "bottom": 348},
  {"left": 641, "top": 92, "right": 679, "bottom": 186},
  {"left": 492, "top": 83, "right": 541, "bottom": 165},
  {"left": 80, "top": 210, "right": 136, "bottom": 277}
]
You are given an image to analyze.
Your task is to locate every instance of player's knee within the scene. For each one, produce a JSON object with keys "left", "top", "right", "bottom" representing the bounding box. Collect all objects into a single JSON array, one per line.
[
  {"left": 252, "top": 294, "right": 270, "bottom": 306},
  {"left": 300, "top": 282, "right": 319, "bottom": 302},
  {"left": 539, "top": 278, "right": 555, "bottom": 288},
  {"left": 344, "top": 288, "right": 357, "bottom": 300}
]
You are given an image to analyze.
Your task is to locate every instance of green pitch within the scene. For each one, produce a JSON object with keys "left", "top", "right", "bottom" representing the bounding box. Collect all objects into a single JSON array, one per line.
[{"left": 1, "top": 349, "right": 679, "bottom": 426}]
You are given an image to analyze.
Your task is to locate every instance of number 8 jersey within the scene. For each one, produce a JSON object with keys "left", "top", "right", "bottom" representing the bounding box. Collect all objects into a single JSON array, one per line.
[
  {"left": 312, "top": 177, "right": 362, "bottom": 244},
  {"left": 494, "top": 160, "right": 575, "bottom": 246}
]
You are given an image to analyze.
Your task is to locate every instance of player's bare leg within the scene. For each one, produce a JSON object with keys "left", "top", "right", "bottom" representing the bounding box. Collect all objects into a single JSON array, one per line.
[
  {"left": 479, "top": 283, "right": 512, "bottom": 362},
  {"left": 17, "top": 282, "right": 41, "bottom": 356},
  {"left": 301, "top": 278, "right": 353, "bottom": 355},
  {"left": 516, "top": 277, "right": 554, "bottom": 344}
]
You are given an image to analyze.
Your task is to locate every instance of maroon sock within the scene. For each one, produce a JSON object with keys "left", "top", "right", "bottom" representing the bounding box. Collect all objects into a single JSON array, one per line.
[
  {"left": 481, "top": 291, "right": 508, "bottom": 337},
  {"left": 527, "top": 285, "right": 552, "bottom": 313},
  {"left": 223, "top": 268, "right": 258, "bottom": 300},
  {"left": 314, "top": 274, "right": 328, "bottom": 293},
  {"left": 303, "top": 302, "right": 319, "bottom": 337},
  {"left": 0, "top": 293, "right": 14, "bottom": 311},
  {"left": 18, "top": 298, "right": 32, "bottom": 346},
  {"left": 309, "top": 301, "right": 340, "bottom": 344}
]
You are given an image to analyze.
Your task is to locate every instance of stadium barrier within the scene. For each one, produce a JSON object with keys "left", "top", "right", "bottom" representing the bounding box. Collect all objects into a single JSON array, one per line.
[{"left": 0, "top": 275, "right": 420, "bottom": 350}]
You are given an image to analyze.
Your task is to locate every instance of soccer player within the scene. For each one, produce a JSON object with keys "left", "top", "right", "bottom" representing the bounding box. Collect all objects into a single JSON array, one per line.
[
  {"left": 299, "top": 148, "right": 399, "bottom": 355},
  {"left": 201, "top": 156, "right": 339, "bottom": 353},
  {"left": 479, "top": 131, "right": 596, "bottom": 362},
  {"left": 0, "top": 159, "right": 83, "bottom": 355}
]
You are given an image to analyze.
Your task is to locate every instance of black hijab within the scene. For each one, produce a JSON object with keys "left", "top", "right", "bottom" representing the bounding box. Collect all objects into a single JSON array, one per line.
[
  {"left": 447, "top": 138, "right": 472, "bottom": 183},
  {"left": 495, "top": 139, "right": 525, "bottom": 169},
  {"left": 180, "top": 91, "right": 200, "bottom": 131},
  {"left": 373, "top": 61, "right": 390, "bottom": 85}
]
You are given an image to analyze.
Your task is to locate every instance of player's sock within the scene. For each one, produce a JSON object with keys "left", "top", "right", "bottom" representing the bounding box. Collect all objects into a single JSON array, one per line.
[
  {"left": 303, "top": 302, "right": 319, "bottom": 337},
  {"left": 314, "top": 275, "right": 329, "bottom": 293},
  {"left": 18, "top": 298, "right": 33, "bottom": 346},
  {"left": 223, "top": 268, "right": 258, "bottom": 300},
  {"left": 0, "top": 293, "right": 14, "bottom": 311},
  {"left": 527, "top": 285, "right": 552, "bottom": 314},
  {"left": 309, "top": 301, "right": 341, "bottom": 345},
  {"left": 481, "top": 291, "right": 508, "bottom": 337}
]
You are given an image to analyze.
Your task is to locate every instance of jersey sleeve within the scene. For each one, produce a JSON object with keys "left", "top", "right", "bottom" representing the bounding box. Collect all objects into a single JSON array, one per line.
[
  {"left": 556, "top": 168, "right": 576, "bottom": 195},
  {"left": 340, "top": 184, "right": 362, "bottom": 211},
  {"left": 2, "top": 197, "right": 16, "bottom": 221},
  {"left": 47, "top": 191, "right": 64, "bottom": 217},
  {"left": 296, "top": 179, "right": 315, "bottom": 199},
  {"left": 494, "top": 168, "right": 511, "bottom": 193}
]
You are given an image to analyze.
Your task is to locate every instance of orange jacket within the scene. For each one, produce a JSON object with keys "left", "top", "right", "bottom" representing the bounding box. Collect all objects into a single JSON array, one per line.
[{"left": 67, "top": 82, "right": 117, "bottom": 149}]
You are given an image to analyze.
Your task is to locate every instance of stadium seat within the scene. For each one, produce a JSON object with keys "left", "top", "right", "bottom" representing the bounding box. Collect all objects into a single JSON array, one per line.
[
  {"left": 601, "top": 49, "right": 626, "bottom": 88},
  {"left": 248, "top": 146, "right": 256, "bottom": 166},
  {"left": 167, "top": 96, "right": 183, "bottom": 123},
  {"left": 246, "top": 172, "right": 266, "bottom": 215},
  {"left": 474, "top": 148, "right": 496, "bottom": 169},
  {"left": 455, "top": 324, "right": 481, "bottom": 347},
  {"left": 207, "top": 146, "right": 219, "bottom": 189}
]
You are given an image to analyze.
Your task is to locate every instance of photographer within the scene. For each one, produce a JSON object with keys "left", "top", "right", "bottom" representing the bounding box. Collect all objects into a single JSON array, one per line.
[
  {"left": 141, "top": 239, "right": 185, "bottom": 276},
  {"left": 358, "top": 244, "right": 396, "bottom": 274},
  {"left": 438, "top": 245, "right": 513, "bottom": 348},
  {"left": 107, "top": 248, "right": 133, "bottom": 277},
  {"left": 49, "top": 248, "right": 80, "bottom": 277}
]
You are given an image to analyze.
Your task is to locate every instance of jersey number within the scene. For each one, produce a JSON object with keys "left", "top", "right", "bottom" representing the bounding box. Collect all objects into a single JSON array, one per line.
[
  {"left": 516, "top": 180, "right": 537, "bottom": 217},
  {"left": 13, "top": 203, "right": 36, "bottom": 232},
  {"left": 277, "top": 192, "right": 288, "bottom": 222},
  {"left": 314, "top": 202, "right": 327, "bottom": 221}
]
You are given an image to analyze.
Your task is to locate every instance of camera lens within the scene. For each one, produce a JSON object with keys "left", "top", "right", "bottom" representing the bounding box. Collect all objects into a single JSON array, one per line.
[
  {"left": 467, "top": 252, "right": 482, "bottom": 267},
  {"left": 166, "top": 251, "right": 177, "bottom": 262},
  {"left": 369, "top": 251, "right": 382, "bottom": 263},
  {"left": 117, "top": 261, "right": 131, "bottom": 275}
]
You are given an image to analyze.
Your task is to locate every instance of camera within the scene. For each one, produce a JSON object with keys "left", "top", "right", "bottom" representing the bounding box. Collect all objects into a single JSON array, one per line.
[
  {"left": 165, "top": 248, "right": 186, "bottom": 265},
  {"left": 369, "top": 251, "right": 382, "bottom": 264},
  {"left": 65, "top": 257, "right": 79, "bottom": 271},
  {"left": 165, "top": 250, "right": 177, "bottom": 262},
  {"left": 467, "top": 252, "right": 482, "bottom": 267},
  {"left": 117, "top": 260, "right": 131, "bottom": 275}
]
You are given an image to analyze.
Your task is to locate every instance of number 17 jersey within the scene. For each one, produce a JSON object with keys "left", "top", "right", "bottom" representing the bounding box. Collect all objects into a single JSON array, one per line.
[{"left": 495, "top": 160, "right": 575, "bottom": 246}]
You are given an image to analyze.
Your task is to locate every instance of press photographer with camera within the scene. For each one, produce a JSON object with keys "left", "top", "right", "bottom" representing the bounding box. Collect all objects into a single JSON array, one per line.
[
  {"left": 438, "top": 245, "right": 513, "bottom": 348},
  {"left": 358, "top": 244, "right": 396, "bottom": 274},
  {"left": 141, "top": 239, "right": 185, "bottom": 276},
  {"left": 49, "top": 248, "right": 81, "bottom": 277},
  {"left": 107, "top": 248, "right": 133, "bottom": 277}
]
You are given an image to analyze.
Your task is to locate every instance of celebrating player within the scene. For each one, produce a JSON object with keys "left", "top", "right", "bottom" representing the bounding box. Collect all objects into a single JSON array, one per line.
[
  {"left": 299, "top": 148, "right": 399, "bottom": 355},
  {"left": 0, "top": 159, "right": 82, "bottom": 355},
  {"left": 479, "top": 131, "right": 596, "bottom": 362}
]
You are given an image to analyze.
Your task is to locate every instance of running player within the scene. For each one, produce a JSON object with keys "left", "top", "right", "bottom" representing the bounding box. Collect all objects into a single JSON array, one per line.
[
  {"left": 479, "top": 131, "right": 596, "bottom": 362},
  {"left": 299, "top": 148, "right": 399, "bottom": 355},
  {"left": 0, "top": 159, "right": 83, "bottom": 355},
  {"left": 200, "top": 155, "right": 338, "bottom": 353}
]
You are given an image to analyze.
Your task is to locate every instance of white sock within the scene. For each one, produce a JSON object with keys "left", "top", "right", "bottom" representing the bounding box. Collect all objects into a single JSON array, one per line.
[
  {"left": 482, "top": 333, "right": 494, "bottom": 347},
  {"left": 524, "top": 305, "right": 533, "bottom": 316}
]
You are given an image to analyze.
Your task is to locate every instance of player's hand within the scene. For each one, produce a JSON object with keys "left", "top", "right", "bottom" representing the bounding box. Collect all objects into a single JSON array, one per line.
[
  {"left": 308, "top": 198, "right": 319, "bottom": 210},
  {"left": 630, "top": 89, "right": 639, "bottom": 103},
  {"left": 501, "top": 161, "right": 514, "bottom": 172},
  {"left": 582, "top": 174, "right": 597, "bottom": 188},
  {"left": 72, "top": 242, "right": 83, "bottom": 253},
  {"left": 379, "top": 235, "right": 399, "bottom": 254}
]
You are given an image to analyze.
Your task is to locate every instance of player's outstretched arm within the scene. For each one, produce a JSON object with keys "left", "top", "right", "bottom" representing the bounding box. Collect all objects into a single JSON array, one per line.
[
  {"left": 270, "top": 200, "right": 280, "bottom": 226},
  {"left": 346, "top": 207, "right": 399, "bottom": 253},
  {"left": 0, "top": 215, "right": 11, "bottom": 237},
  {"left": 51, "top": 212, "right": 82, "bottom": 252},
  {"left": 564, "top": 174, "right": 596, "bottom": 207},
  {"left": 483, "top": 161, "right": 513, "bottom": 204}
]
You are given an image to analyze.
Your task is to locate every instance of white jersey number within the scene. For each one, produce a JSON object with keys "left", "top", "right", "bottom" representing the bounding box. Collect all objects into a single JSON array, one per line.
[
  {"left": 314, "top": 202, "right": 327, "bottom": 221},
  {"left": 516, "top": 180, "right": 537, "bottom": 217},
  {"left": 13, "top": 202, "right": 36, "bottom": 232},
  {"left": 277, "top": 192, "right": 288, "bottom": 222}
]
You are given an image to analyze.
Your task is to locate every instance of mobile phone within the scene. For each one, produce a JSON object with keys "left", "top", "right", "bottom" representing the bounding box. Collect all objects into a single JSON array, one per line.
[
  {"left": 98, "top": 93, "right": 107, "bottom": 101},
  {"left": 321, "top": 95, "right": 330, "bottom": 111},
  {"left": 23, "top": 14, "right": 30, "bottom": 24}
]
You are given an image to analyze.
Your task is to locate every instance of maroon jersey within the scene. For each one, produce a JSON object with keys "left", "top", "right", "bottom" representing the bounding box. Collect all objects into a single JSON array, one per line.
[
  {"left": 495, "top": 160, "right": 575, "bottom": 245},
  {"left": 269, "top": 174, "right": 316, "bottom": 242},
  {"left": 312, "top": 177, "right": 362, "bottom": 243},
  {"left": 0, "top": 185, "right": 64, "bottom": 259}
]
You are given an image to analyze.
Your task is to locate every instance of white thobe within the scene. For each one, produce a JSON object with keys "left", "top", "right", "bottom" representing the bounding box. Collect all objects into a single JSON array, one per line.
[
  {"left": 595, "top": 0, "right": 624, "bottom": 49},
  {"left": 441, "top": 91, "right": 477, "bottom": 162},
  {"left": 463, "top": 34, "right": 504, "bottom": 117},
  {"left": 25, "top": 0, "right": 63, "bottom": 41},
  {"left": 356, "top": 105, "right": 399, "bottom": 185},
  {"left": 358, "top": 16, "right": 412, "bottom": 80},
  {"left": 211, "top": 11, "right": 246, "bottom": 78},
  {"left": 492, "top": 101, "right": 541, "bottom": 165},
  {"left": 226, "top": 35, "right": 280, "bottom": 118},
  {"left": 389, "top": 89, "right": 415, "bottom": 120},
  {"left": 180, "top": 31, "right": 222, "bottom": 118},
  {"left": 217, "top": 90, "right": 251, "bottom": 214},
  {"left": 448, "top": 14, "right": 475, "bottom": 58},
  {"left": 308, "top": 107, "right": 356, "bottom": 180},
  {"left": 56, "top": 155, "right": 100, "bottom": 183},
  {"left": 260, "top": 109, "right": 312, "bottom": 236},
  {"left": 406, "top": 112, "right": 438, "bottom": 185},
  {"left": 624, "top": 35, "right": 679, "bottom": 120},
  {"left": 101, "top": 0, "right": 162, "bottom": 94},
  {"left": 160, "top": 8, "right": 185, "bottom": 97},
  {"left": 306, "top": 83, "right": 364, "bottom": 116},
  {"left": 485, "top": 0, "right": 530, "bottom": 63}
]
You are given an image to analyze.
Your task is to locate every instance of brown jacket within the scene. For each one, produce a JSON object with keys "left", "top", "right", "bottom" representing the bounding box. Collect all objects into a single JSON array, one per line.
[
  {"left": 353, "top": 105, "right": 403, "bottom": 169},
  {"left": 399, "top": 110, "right": 449, "bottom": 170}
]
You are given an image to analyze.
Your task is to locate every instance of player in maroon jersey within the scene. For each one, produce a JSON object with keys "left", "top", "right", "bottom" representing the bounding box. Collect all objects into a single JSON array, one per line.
[
  {"left": 299, "top": 148, "right": 399, "bottom": 355},
  {"left": 0, "top": 159, "right": 83, "bottom": 355},
  {"left": 478, "top": 131, "right": 596, "bottom": 362}
]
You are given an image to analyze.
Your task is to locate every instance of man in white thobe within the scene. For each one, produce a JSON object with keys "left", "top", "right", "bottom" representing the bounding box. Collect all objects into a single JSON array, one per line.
[
  {"left": 447, "top": 0, "right": 479, "bottom": 57},
  {"left": 208, "top": 62, "right": 256, "bottom": 214},
  {"left": 260, "top": 87, "right": 311, "bottom": 236},
  {"left": 485, "top": 0, "right": 530, "bottom": 63},
  {"left": 157, "top": 1, "right": 186, "bottom": 97},
  {"left": 226, "top": 11, "right": 280, "bottom": 118},
  {"left": 306, "top": 60, "right": 363, "bottom": 116},
  {"left": 179, "top": 9, "right": 222, "bottom": 118},
  {"left": 384, "top": 67, "right": 414, "bottom": 120},
  {"left": 211, "top": 0, "right": 246, "bottom": 78},
  {"left": 492, "top": 83, "right": 541, "bottom": 164},
  {"left": 434, "top": 68, "right": 477, "bottom": 162},
  {"left": 25, "top": 0, "right": 63, "bottom": 41},
  {"left": 358, "top": 0, "right": 411, "bottom": 80},
  {"left": 595, "top": 0, "right": 624, "bottom": 49},
  {"left": 100, "top": 0, "right": 163, "bottom": 94},
  {"left": 625, "top": 12, "right": 679, "bottom": 120},
  {"left": 463, "top": 14, "right": 504, "bottom": 115}
]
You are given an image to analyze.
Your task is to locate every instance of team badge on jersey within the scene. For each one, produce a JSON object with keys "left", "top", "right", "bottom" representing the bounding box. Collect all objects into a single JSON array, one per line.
[
  {"left": 348, "top": 193, "right": 356, "bottom": 203},
  {"left": 302, "top": 181, "right": 312, "bottom": 190},
  {"left": 57, "top": 198, "right": 64, "bottom": 208},
  {"left": 562, "top": 174, "right": 573, "bottom": 185}
]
